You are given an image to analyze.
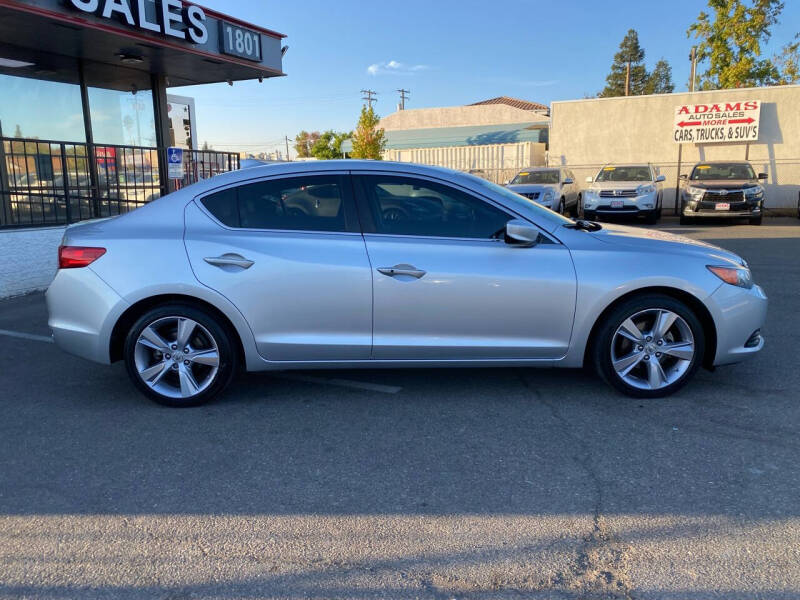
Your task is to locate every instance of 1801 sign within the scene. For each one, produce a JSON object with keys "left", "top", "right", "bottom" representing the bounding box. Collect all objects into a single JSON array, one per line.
[{"left": 220, "top": 22, "right": 261, "bottom": 61}]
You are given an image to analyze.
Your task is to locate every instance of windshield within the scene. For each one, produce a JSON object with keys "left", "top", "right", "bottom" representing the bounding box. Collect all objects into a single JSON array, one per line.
[
  {"left": 595, "top": 166, "right": 652, "bottom": 182},
  {"left": 457, "top": 172, "right": 574, "bottom": 228},
  {"left": 690, "top": 163, "right": 755, "bottom": 181},
  {"left": 510, "top": 170, "right": 559, "bottom": 185}
]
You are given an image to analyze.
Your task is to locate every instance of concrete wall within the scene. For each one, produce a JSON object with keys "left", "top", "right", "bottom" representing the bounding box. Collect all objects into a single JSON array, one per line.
[
  {"left": 380, "top": 104, "right": 549, "bottom": 130},
  {"left": 0, "top": 226, "right": 64, "bottom": 298},
  {"left": 549, "top": 85, "right": 800, "bottom": 209},
  {"left": 385, "top": 142, "right": 546, "bottom": 184}
]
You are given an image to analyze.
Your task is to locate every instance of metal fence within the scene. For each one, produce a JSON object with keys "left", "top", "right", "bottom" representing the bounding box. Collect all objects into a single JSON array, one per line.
[{"left": 0, "top": 137, "right": 239, "bottom": 229}]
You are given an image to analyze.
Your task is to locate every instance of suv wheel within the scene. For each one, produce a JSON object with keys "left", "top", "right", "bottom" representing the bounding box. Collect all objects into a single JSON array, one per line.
[
  {"left": 124, "top": 304, "right": 237, "bottom": 407},
  {"left": 592, "top": 295, "right": 705, "bottom": 398}
]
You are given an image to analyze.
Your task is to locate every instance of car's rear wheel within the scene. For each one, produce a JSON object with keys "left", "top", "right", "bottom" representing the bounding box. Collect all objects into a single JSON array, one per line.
[
  {"left": 557, "top": 198, "right": 565, "bottom": 214},
  {"left": 592, "top": 295, "right": 705, "bottom": 398},
  {"left": 124, "top": 304, "right": 237, "bottom": 407}
]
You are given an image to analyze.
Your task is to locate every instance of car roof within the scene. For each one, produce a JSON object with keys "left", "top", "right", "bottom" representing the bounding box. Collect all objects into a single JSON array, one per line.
[
  {"left": 690, "top": 160, "right": 752, "bottom": 166},
  {"left": 182, "top": 160, "right": 468, "bottom": 196},
  {"left": 602, "top": 164, "right": 651, "bottom": 168}
]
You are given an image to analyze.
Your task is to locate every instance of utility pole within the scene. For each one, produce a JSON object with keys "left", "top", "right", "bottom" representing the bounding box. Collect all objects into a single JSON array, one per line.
[
  {"left": 689, "top": 46, "right": 698, "bottom": 92},
  {"left": 361, "top": 89, "right": 377, "bottom": 109},
  {"left": 285, "top": 136, "right": 291, "bottom": 161},
  {"left": 397, "top": 88, "right": 410, "bottom": 110}
]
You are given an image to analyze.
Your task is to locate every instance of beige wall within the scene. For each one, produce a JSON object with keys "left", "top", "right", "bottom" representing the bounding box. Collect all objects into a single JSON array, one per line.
[
  {"left": 385, "top": 142, "right": 547, "bottom": 184},
  {"left": 380, "top": 104, "right": 549, "bottom": 130},
  {"left": 549, "top": 85, "right": 800, "bottom": 209}
]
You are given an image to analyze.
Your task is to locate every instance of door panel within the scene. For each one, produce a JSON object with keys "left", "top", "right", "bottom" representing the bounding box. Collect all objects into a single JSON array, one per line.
[
  {"left": 364, "top": 236, "right": 576, "bottom": 359},
  {"left": 183, "top": 178, "right": 372, "bottom": 361}
]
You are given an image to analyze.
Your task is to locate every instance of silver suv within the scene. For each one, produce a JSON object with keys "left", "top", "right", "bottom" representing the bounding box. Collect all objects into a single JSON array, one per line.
[
  {"left": 505, "top": 167, "right": 580, "bottom": 216},
  {"left": 583, "top": 164, "right": 665, "bottom": 224}
]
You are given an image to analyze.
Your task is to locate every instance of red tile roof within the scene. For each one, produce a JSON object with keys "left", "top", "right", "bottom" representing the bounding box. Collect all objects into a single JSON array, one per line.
[{"left": 469, "top": 96, "right": 549, "bottom": 112}]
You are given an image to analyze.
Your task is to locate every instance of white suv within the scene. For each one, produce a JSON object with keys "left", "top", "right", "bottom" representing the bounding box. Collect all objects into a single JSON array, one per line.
[{"left": 583, "top": 164, "right": 665, "bottom": 224}]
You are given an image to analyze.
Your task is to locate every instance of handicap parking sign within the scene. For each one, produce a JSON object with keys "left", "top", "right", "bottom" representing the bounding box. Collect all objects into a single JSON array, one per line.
[{"left": 167, "top": 146, "right": 184, "bottom": 179}]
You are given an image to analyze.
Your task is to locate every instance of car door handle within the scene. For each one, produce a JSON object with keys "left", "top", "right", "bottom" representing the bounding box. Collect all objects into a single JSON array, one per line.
[
  {"left": 377, "top": 264, "right": 426, "bottom": 279},
  {"left": 203, "top": 254, "right": 254, "bottom": 269}
]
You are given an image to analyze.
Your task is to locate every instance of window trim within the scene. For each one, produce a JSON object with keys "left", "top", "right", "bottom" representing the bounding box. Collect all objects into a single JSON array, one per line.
[
  {"left": 351, "top": 171, "right": 560, "bottom": 244},
  {"left": 194, "top": 171, "right": 361, "bottom": 235}
]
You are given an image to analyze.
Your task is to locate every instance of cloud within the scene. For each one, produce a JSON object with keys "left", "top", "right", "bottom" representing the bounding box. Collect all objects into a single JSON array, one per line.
[{"left": 366, "top": 60, "right": 430, "bottom": 76}]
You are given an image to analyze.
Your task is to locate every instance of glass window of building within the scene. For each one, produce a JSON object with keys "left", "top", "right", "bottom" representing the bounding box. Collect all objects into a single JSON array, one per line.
[{"left": 0, "top": 74, "right": 85, "bottom": 141}]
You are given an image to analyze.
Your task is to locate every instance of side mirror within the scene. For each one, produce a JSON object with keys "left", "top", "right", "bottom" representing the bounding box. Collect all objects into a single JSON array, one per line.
[
  {"left": 505, "top": 219, "right": 541, "bottom": 247},
  {"left": 679, "top": 174, "right": 687, "bottom": 180},
  {"left": 563, "top": 177, "right": 574, "bottom": 185},
  {"left": 758, "top": 172, "right": 768, "bottom": 180},
  {"left": 585, "top": 176, "right": 593, "bottom": 183},
  {"left": 655, "top": 174, "right": 666, "bottom": 183}
]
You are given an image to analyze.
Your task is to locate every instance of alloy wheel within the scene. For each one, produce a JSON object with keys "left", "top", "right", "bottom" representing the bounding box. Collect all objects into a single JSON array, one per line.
[
  {"left": 610, "top": 308, "right": 695, "bottom": 391},
  {"left": 133, "top": 316, "right": 220, "bottom": 399}
]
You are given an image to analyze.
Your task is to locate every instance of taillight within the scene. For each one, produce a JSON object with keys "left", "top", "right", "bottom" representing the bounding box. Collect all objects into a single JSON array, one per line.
[{"left": 58, "top": 246, "right": 106, "bottom": 269}]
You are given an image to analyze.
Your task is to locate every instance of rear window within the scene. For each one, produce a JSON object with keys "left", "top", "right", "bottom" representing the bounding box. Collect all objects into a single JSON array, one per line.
[{"left": 200, "top": 175, "right": 347, "bottom": 232}]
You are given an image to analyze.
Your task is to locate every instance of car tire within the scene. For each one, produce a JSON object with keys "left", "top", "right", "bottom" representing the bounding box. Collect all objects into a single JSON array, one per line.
[
  {"left": 679, "top": 215, "right": 693, "bottom": 225},
  {"left": 123, "top": 304, "right": 237, "bottom": 407},
  {"left": 591, "top": 294, "right": 705, "bottom": 399},
  {"left": 584, "top": 210, "right": 597, "bottom": 221},
  {"left": 558, "top": 199, "right": 565, "bottom": 215},
  {"left": 749, "top": 215, "right": 763, "bottom": 225},
  {"left": 575, "top": 195, "right": 582, "bottom": 217},
  {"left": 644, "top": 209, "right": 658, "bottom": 225}
]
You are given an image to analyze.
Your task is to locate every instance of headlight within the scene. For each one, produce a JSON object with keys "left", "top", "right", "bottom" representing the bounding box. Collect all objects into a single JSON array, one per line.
[
  {"left": 744, "top": 186, "right": 764, "bottom": 199},
  {"left": 686, "top": 186, "right": 705, "bottom": 200},
  {"left": 584, "top": 189, "right": 598, "bottom": 199},
  {"left": 637, "top": 184, "right": 655, "bottom": 195},
  {"left": 707, "top": 265, "right": 753, "bottom": 289},
  {"left": 542, "top": 189, "right": 555, "bottom": 202}
]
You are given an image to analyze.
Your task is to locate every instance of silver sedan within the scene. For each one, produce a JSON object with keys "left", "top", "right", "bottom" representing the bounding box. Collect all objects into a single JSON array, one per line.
[{"left": 46, "top": 161, "right": 767, "bottom": 406}]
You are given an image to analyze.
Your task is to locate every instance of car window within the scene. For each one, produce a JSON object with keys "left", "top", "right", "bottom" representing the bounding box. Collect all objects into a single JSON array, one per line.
[
  {"left": 200, "top": 175, "right": 347, "bottom": 232},
  {"left": 595, "top": 166, "right": 653, "bottom": 182},
  {"left": 361, "top": 175, "right": 511, "bottom": 239},
  {"left": 690, "top": 163, "right": 756, "bottom": 180},
  {"left": 510, "top": 170, "right": 560, "bottom": 185}
]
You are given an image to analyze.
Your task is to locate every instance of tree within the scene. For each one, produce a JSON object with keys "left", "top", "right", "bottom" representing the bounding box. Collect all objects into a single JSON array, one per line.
[
  {"left": 350, "top": 106, "right": 386, "bottom": 160},
  {"left": 310, "top": 130, "right": 352, "bottom": 160},
  {"left": 13, "top": 124, "right": 22, "bottom": 138},
  {"left": 293, "top": 130, "right": 320, "bottom": 158},
  {"left": 645, "top": 59, "right": 675, "bottom": 94},
  {"left": 774, "top": 34, "right": 800, "bottom": 84},
  {"left": 687, "top": 0, "right": 798, "bottom": 89},
  {"left": 201, "top": 140, "right": 212, "bottom": 150},
  {"left": 599, "top": 29, "right": 649, "bottom": 97}
]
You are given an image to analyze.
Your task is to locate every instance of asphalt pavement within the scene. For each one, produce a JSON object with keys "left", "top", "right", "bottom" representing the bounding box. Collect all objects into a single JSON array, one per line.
[{"left": 0, "top": 217, "right": 799, "bottom": 599}]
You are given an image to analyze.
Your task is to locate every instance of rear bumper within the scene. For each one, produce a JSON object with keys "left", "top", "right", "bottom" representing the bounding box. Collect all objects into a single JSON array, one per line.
[
  {"left": 46, "top": 267, "right": 128, "bottom": 364},
  {"left": 710, "top": 283, "right": 768, "bottom": 366}
]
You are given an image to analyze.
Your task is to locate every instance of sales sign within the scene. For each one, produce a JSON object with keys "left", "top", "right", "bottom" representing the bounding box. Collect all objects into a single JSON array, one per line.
[
  {"left": 167, "top": 147, "right": 184, "bottom": 179},
  {"left": 673, "top": 100, "right": 761, "bottom": 144}
]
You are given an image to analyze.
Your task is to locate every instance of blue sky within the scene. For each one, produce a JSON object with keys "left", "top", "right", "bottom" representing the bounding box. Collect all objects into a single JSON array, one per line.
[{"left": 174, "top": 0, "right": 800, "bottom": 155}]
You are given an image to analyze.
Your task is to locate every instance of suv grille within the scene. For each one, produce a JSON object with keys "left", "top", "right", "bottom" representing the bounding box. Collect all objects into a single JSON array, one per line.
[
  {"left": 519, "top": 192, "right": 540, "bottom": 200},
  {"left": 599, "top": 189, "right": 638, "bottom": 198},
  {"left": 702, "top": 190, "right": 744, "bottom": 203}
]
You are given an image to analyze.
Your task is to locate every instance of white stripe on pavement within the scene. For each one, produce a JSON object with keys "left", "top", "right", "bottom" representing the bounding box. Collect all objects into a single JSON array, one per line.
[
  {"left": 275, "top": 373, "right": 402, "bottom": 394},
  {"left": 0, "top": 329, "right": 54, "bottom": 344}
]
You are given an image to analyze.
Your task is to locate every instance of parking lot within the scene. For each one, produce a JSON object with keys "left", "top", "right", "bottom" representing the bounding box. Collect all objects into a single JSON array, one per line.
[{"left": 0, "top": 217, "right": 798, "bottom": 599}]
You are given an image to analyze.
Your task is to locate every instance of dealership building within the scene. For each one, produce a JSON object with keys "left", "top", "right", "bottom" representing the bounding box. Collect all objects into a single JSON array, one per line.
[
  {"left": 0, "top": 0, "right": 285, "bottom": 296},
  {"left": 548, "top": 84, "right": 800, "bottom": 212}
]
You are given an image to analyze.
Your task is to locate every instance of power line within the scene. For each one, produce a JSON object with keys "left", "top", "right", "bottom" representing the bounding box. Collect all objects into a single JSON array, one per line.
[
  {"left": 397, "top": 88, "right": 410, "bottom": 110},
  {"left": 360, "top": 89, "right": 377, "bottom": 109}
]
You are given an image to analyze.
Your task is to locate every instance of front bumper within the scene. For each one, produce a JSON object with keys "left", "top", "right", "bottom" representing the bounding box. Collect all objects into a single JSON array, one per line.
[
  {"left": 46, "top": 267, "right": 129, "bottom": 364},
  {"left": 710, "top": 282, "right": 768, "bottom": 366},
  {"left": 584, "top": 191, "right": 658, "bottom": 215},
  {"left": 683, "top": 204, "right": 761, "bottom": 218}
]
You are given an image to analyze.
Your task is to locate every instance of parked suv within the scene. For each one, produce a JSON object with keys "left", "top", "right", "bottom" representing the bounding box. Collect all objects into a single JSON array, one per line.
[
  {"left": 505, "top": 167, "right": 580, "bottom": 216},
  {"left": 679, "top": 162, "right": 767, "bottom": 225},
  {"left": 583, "top": 164, "right": 665, "bottom": 224}
]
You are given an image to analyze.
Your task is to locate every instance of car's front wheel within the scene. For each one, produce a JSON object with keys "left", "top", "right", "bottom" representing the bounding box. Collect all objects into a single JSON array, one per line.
[
  {"left": 124, "top": 304, "right": 237, "bottom": 407},
  {"left": 592, "top": 295, "right": 705, "bottom": 398}
]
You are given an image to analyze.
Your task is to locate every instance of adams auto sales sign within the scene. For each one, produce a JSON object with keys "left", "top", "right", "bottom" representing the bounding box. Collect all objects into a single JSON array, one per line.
[{"left": 673, "top": 100, "right": 761, "bottom": 144}]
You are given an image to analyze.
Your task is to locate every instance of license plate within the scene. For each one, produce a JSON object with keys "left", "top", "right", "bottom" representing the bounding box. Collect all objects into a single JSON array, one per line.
[
  {"left": 715, "top": 203, "right": 730, "bottom": 211},
  {"left": 611, "top": 200, "right": 624, "bottom": 208}
]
